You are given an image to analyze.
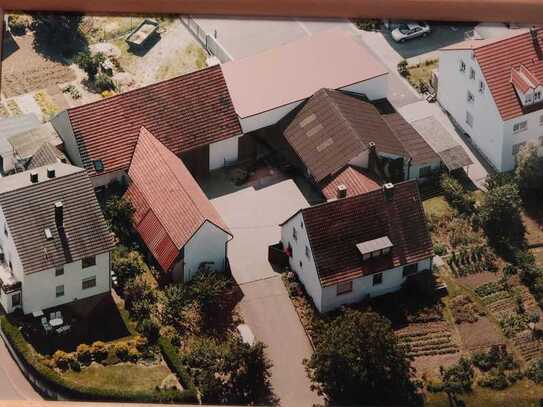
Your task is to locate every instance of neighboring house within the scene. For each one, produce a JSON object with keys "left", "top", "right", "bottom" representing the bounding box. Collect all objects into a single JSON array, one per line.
[
  {"left": 437, "top": 27, "right": 543, "bottom": 172},
  {"left": 280, "top": 181, "right": 433, "bottom": 312},
  {"left": 51, "top": 65, "right": 243, "bottom": 188},
  {"left": 221, "top": 29, "right": 389, "bottom": 134},
  {"left": 278, "top": 88, "right": 440, "bottom": 199},
  {"left": 124, "top": 127, "right": 232, "bottom": 282},
  {"left": 0, "top": 163, "right": 115, "bottom": 315},
  {"left": 0, "top": 114, "right": 63, "bottom": 174}
]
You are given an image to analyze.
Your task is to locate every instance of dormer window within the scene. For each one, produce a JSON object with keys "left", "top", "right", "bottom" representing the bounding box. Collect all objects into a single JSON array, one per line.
[{"left": 356, "top": 236, "right": 393, "bottom": 261}]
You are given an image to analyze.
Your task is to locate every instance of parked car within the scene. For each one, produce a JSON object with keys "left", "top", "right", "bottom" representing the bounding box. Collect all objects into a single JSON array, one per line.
[{"left": 391, "top": 22, "right": 431, "bottom": 42}]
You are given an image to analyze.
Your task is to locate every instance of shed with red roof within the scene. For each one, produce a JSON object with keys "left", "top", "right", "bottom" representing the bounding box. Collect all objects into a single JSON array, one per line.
[{"left": 125, "top": 127, "right": 232, "bottom": 282}]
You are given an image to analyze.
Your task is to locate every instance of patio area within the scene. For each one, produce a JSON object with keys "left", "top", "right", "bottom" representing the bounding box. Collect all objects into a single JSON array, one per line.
[{"left": 13, "top": 294, "right": 130, "bottom": 355}]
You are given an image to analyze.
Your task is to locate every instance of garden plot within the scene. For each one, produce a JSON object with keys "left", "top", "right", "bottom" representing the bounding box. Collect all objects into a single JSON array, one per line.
[
  {"left": 513, "top": 331, "right": 543, "bottom": 363},
  {"left": 396, "top": 322, "right": 459, "bottom": 358}
]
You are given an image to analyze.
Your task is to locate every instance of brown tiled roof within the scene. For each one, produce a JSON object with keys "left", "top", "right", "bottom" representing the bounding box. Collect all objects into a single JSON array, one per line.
[
  {"left": 442, "top": 28, "right": 543, "bottom": 120},
  {"left": 125, "top": 128, "right": 232, "bottom": 272},
  {"left": 283, "top": 89, "right": 436, "bottom": 182},
  {"left": 319, "top": 165, "right": 381, "bottom": 200},
  {"left": 299, "top": 180, "right": 432, "bottom": 287},
  {"left": 0, "top": 164, "right": 115, "bottom": 275},
  {"left": 26, "top": 142, "right": 67, "bottom": 170},
  {"left": 65, "top": 65, "right": 241, "bottom": 176}
]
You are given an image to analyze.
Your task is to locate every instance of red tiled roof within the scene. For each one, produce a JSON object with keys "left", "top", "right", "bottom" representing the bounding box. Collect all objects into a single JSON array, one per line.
[
  {"left": 124, "top": 127, "right": 231, "bottom": 271},
  {"left": 442, "top": 28, "right": 543, "bottom": 120},
  {"left": 66, "top": 65, "right": 241, "bottom": 176},
  {"left": 319, "top": 165, "right": 381, "bottom": 200},
  {"left": 299, "top": 181, "right": 433, "bottom": 287}
]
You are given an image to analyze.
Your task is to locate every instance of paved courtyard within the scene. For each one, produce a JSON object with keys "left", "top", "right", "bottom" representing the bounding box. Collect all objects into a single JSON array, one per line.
[{"left": 204, "top": 171, "right": 322, "bottom": 406}]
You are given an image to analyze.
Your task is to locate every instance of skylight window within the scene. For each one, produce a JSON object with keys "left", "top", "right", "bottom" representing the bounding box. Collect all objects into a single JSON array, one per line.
[
  {"left": 93, "top": 160, "right": 104, "bottom": 172},
  {"left": 316, "top": 138, "right": 334, "bottom": 152},
  {"left": 44, "top": 228, "right": 53, "bottom": 240}
]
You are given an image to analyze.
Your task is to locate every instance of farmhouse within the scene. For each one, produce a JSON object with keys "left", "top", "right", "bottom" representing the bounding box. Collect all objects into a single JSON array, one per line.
[
  {"left": 51, "top": 65, "right": 243, "bottom": 188},
  {"left": 0, "top": 163, "right": 114, "bottom": 315},
  {"left": 124, "top": 127, "right": 232, "bottom": 282},
  {"left": 277, "top": 88, "right": 440, "bottom": 200},
  {"left": 280, "top": 181, "right": 433, "bottom": 312},
  {"left": 437, "top": 27, "right": 543, "bottom": 171}
]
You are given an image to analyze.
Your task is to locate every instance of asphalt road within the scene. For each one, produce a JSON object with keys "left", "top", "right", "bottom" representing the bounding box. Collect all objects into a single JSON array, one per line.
[{"left": 0, "top": 338, "right": 41, "bottom": 400}]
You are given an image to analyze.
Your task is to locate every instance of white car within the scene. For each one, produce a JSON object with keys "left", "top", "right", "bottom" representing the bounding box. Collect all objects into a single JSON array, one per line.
[{"left": 391, "top": 22, "right": 431, "bottom": 42}]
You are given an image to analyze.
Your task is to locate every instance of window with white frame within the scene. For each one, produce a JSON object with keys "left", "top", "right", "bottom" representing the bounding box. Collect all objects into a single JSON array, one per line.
[
  {"left": 467, "top": 91, "right": 475, "bottom": 103},
  {"left": 402, "top": 263, "right": 419, "bottom": 277},
  {"left": 55, "top": 267, "right": 64, "bottom": 277},
  {"left": 469, "top": 68, "right": 476, "bottom": 80},
  {"left": 459, "top": 60, "right": 466, "bottom": 72},
  {"left": 513, "top": 121, "right": 528, "bottom": 134},
  {"left": 466, "top": 111, "right": 474, "bottom": 127},
  {"left": 56, "top": 285, "right": 64, "bottom": 298},
  {"left": 292, "top": 228, "right": 297, "bottom": 241},
  {"left": 512, "top": 142, "right": 527, "bottom": 156},
  {"left": 11, "top": 293, "right": 21, "bottom": 307},
  {"left": 82, "top": 256, "right": 96, "bottom": 268},
  {"left": 479, "top": 80, "right": 485, "bottom": 93},
  {"left": 305, "top": 245, "right": 310, "bottom": 259},
  {"left": 539, "top": 136, "right": 543, "bottom": 147},
  {"left": 540, "top": 115, "right": 543, "bottom": 126},
  {"left": 372, "top": 273, "right": 383, "bottom": 286},
  {"left": 336, "top": 280, "right": 353, "bottom": 296},
  {"left": 82, "top": 276, "right": 97, "bottom": 290},
  {"left": 535, "top": 90, "right": 542, "bottom": 101}
]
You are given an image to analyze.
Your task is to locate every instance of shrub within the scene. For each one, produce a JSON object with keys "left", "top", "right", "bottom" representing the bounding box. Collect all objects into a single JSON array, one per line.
[
  {"left": 133, "top": 335, "right": 148, "bottom": 352},
  {"left": 128, "top": 346, "right": 141, "bottom": 362},
  {"left": 526, "top": 359, "right": 543, "bottom": 383},
  {"left": 441, "top": 174, "right": 474, "bottom": 214},
  {"left": 478, "top": 369, "right": 509, "bottom": 390},
  {"left": 113, "top": 342, "right": 129, "bottom": 361},
  {"left": 433, "top": 243, "right": 447, "bottom": 256},
  {"left": 76, "top": 344, "right": 92, "bottom": 366},
  {"left": 52, "top": 350, "right": 75, "bottom": 371},
  {"left": 397, "top": 60, "right": 408, "bottom": 77},
  {"left": 8, "top": 14, "right": 31, "bottom": 34},
  {"left": 90, "top": 341, "right": 108, "bottom": 363},
  {"left": 69, "top": 359, "right": 81, "bottom": 372},
  {"left": 95, "top": 73, "right": 116, "bottom": 92},
  {"left": 123, "top": 276, "right": 155, "bottom": 322},
  {"left": 355, "top": 19, "right": 380, "bottom": 31},
  {"left": 140, "top": 319, "right": 160, "bottom": 344}
]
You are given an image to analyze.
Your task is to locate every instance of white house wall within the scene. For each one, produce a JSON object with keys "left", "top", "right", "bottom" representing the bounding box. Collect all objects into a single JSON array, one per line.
[
  {"left": 0, "top": 206, "right": 25, "bottom": 283},
  {"left": 183, "top": 221, "right": 230, "bottom": 282},
  {"left": 21, "top": 252, "right": 111, "bottom": 315},
  {"left": 91, "top": 170, "right": 128, "bottom": 189},
  {"left": 437, "top": 49, "right": 505, "bottom": 171},
  {"left": 280, "top": 212, "right": 323, "bottom": 310},
  {"left": 209, "top": 135, "right": 241, "bottom": 171},
  {"left": 503, "top": 110, "right": 543, "bottom": 171},
  {"left": 240, "top": 75, "right": 389, "bottom": 134},
  {"left": 320, "top": 257, "right": 432, "bottom": 312},
  {"left": 51, "top": 111, "right": 83, "bottom": 167}
]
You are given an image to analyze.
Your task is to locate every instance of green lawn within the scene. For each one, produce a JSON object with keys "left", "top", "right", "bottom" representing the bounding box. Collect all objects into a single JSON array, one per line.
[
  {"left": 63, "top": 364, "right": 171, "bottom": 392},
  {"left": 426, "top": 379, "right": 543, "bottom": 406}
]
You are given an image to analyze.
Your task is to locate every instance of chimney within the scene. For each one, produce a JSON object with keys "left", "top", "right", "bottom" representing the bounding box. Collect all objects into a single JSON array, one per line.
[
  {"left": 530, "top": 27, "right": 542, "bottom": 60},
  {"left": 55, "top": 202, "right": 64, "bottom": 229},
  {"left": 30, "top": 172, "right": 38, "bottom": 183},
  {"left": 368, "top": 141, "right": 380, "bottom": 176},
  {"left": 337, "top": 184, "right": 347, "bottom": 199},
  {"left": 47, "top": 168, "right": 55, "bottom": 179},
  {"left": 383, "top": 183, "right": 394, "bottom": 201}
]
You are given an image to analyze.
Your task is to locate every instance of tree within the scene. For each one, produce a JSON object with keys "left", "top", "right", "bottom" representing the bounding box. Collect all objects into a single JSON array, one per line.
[
  {"left": 104, "top": 196, "right": 135, "bottom": 244},
  {"left": 515, "top": 143, "right": 543, "bottom": 199},
  {"left": 440, "top": 174, "right": 475, "bottom": 214},
  {"left": 112, "top": 247, "right": 148, "bottom": 289},
  {"left": 123, "top": 276, "right": 155, "bottom": 322},
  {"left": 30, "top": 13, "right": 84, "bottom": 55},
  {"left": 480, "top": 178, "right": 525, "bottom": 250},
  {"left": 188, "top": 269, "right": 230, "bottom": 313},
  {"left": 158, "top": 284, "right": 190, "bottom": 326},
  {"left": 225, "top": 339, "right": 274, "bottom": 404},
  {"left": 304, "top": 310, "right": 420, "bottom": 405},
  {"left": 75, "top": 51, "right": 105, "bottom": 81}
]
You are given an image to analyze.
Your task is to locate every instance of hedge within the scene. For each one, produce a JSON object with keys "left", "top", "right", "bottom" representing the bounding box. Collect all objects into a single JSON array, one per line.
[
  {"left": 0, "top": 316, "right": 197, "bottom": 403},
  {"left": 158, "top": 337, "right": 197, "bottom": 395}
]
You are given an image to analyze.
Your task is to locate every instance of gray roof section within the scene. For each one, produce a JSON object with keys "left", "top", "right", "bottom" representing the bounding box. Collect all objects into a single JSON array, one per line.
[
  {"left": 8, "top": 122, "right": 63, "bottom": 160},
  {"left": 0, "top": 163, "right": 115, "bottom": 274},
  {"left": 410, "top": 116, "right": 473, "bottom": 171},
  {"left": 26, "top": 143, "right": 67, "bottom": 170},
  {"left": 356, "top": 236, "right": 393, "bottom": 256},
  {"left": 0, "top": 114, "right": 42, "bottom": 155}
]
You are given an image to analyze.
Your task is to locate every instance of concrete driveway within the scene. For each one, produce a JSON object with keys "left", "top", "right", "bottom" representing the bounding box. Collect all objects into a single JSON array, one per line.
[
  {"left": 0, "top": 337, "right": 41, "bottom": 400},
  {"left": 208, "top": 176, "right": 322, "bottom": 406},
  {"left": 211, "top": 178, "right": 310, "bottom": 284}
]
